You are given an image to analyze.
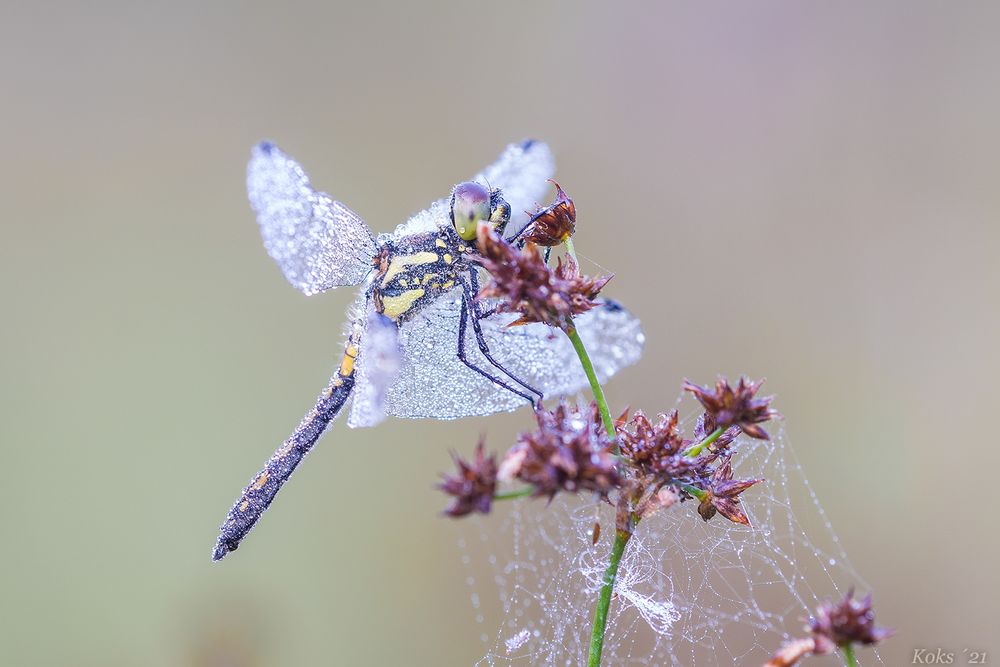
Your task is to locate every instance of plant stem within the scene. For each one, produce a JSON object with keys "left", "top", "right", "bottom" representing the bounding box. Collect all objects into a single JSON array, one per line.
[
  {"left": 679, "top": 483, "right": 707, "bottom": 501},
  {"left": 588, "top": 528, "right": 630, "bottom": 667},
  {"left": 564, "top": 237, "right": 579, "bottom": 265},
  {"left": 683, "top": 426, "right": 724, "bottom": 457},
  {"left": 564, "top": 292, "right": 623, "bottom": 667},
  {"left": 493, "top": 487, "right": 534, "bottom": 501},
  {"left": 564, "top": 323, "right": 616, "bottom": 441},
  {"left": 841, "top": 644, "right": 858, "bottom": 667}
]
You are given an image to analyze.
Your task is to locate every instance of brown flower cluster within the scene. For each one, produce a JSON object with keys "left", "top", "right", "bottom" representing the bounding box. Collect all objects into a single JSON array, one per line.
[
  {"left": 765, "top": 590, "right": 893, "bottom": 666},
  {"left": 499, "top": 402, "right": 621, "bottom": 499},
  {"left": 444, "top": 181, "right": 776, "bottom": 540},
  {"left": 520, "top": 180, "right": 576, "bottom": 246},
  {"left": 619, "top": 410, "right": 696, "bottom": 479},
  {"left": 439, "top": 377, "right": 776, "bottom": 532},
  {"left": 615, "top": 406, "right": 762, "bottom": 527},
  {"left": 808, "top": 589, "right": 894, "bottom": 654},
  {"left": 438, "top": 440, "right": 498, "bottom": 517},
  {"left": 684, "top": 376, "right": 779, "bottom": 440},
  {"left": 476, "top": 223, "right": 610, "bottom": 332},
  {"left": 695, "top": 455, "right": 762, "bottom": 525}
]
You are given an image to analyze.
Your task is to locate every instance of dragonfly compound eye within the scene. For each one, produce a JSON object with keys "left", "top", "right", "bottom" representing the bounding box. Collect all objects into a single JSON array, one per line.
[{"left": 450, "top": 181, "right": 491, "bottom": 241}]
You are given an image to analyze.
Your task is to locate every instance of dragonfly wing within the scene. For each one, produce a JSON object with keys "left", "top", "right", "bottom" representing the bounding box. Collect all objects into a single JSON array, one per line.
[
  {"left": 471, "top": 140, "right": 556, "bottom": 236},
  {"left": 247, "top": 142, "right": 378, "bottom": 295},
  {"left": 387, "top": 140, "right": 555, "bottom": 241},
  {"left": 382, "top": 294, "right": 644, "bottom": 420},
  {"left": 381, "top": 291, "right": 523, "bottom": 420},
  {"left": 476, "top": 297, "right": 645, "bottom": 399},
  {"left": 347, "top": 310, "right": 404, "bottom": 429}
]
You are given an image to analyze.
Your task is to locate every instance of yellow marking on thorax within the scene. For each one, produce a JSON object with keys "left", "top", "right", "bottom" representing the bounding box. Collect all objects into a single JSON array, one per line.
[
  {"left": 381, "top": 288, "right": 425, "bottom": 319},
  {"left": 381, "top": 251, "right": 438, "bottom": 287},
  {"left": 339, "top": 344, "right": 359, "bottom": 377},
  {"left": 441, "top": 280, "right": 455, "bottom": 290},
  {"left": 435, "top": 238, "right": 447, "bottom": 248},
  {"left": 442, "top": 253, "right": 453, "bottom": 264},
  {"left": 421, "top": 272, "right": 440, "bottom": 285}
]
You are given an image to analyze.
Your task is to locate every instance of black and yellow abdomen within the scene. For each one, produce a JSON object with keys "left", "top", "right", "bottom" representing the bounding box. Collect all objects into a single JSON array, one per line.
[{"left": 211, "top": 335, "right": 360, "bottom": 560}]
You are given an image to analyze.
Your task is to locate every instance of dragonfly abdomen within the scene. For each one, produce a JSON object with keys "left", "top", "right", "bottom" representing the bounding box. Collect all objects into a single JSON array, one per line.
[{"left": 211, "top": 343, "right": 359, "bottom": 561}]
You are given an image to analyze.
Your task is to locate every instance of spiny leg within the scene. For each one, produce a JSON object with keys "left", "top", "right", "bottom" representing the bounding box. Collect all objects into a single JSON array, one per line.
[
  {"left": 506, "top": 220, "right": 532, "bottom": 246},
  {"left": 456, "top": 290, "right": 537, "bottom": 406},
  {"left": 460, "top": 280, "right": 543, "bottom": 404},
  {"left": 465, "top": 272, "right": 544, "bottom": 400}
]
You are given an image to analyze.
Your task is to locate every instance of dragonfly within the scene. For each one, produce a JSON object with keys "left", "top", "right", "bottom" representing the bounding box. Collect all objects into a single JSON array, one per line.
[{"left": 212, "top": 140, "right": 645, "bottom": 560}]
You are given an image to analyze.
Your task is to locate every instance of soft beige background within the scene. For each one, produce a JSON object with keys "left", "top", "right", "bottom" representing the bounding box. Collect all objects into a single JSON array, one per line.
[{"left": 2, "top": 2, "right": 997, "bottom": 665}]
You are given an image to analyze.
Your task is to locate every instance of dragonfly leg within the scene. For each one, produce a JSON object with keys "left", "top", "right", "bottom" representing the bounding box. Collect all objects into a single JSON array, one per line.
[
  {"left": 456, "top": 291, "right": 537, "bottom": 406},
  {"left": 461, "top": 281, "right": 544, "bottom": 405},
  {"left": 504, "top": 224, "right": 553, "bottom": 263},
  {"left": 505, "top": 218, "right": 540, "bottom": 248}
]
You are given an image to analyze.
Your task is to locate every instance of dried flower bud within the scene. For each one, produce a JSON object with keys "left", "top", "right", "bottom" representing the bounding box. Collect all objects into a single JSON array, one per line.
[
  {"left": 764, "top": 637, "right": 817, "bottom": 667},
  {"left": 693, "top": 411, "right": 716, "bottom": 441},
  {"left": 497, "top": 446, "right": 527, "bottom": 484},
  {"left": 695, "top": 455, "right": 762, "bottom": 525},
  {"left": 765, "top": 590, "right": 892, "bottom": 666},
  {"left": 618, "top": 410, "right": 700, "bottom": 479},
  {"left": 476, "top": 224, "right": 611, "bottom": 332},
  {"left": 438, "top": 440, "right": 498, "bottom": 517},
  {"left": 712, "top": 426, "right": 741, "bottom": 452},
  {"left": 506, "top": 401, "right": 621, "bottom": 499},
  {"left": 634, "top": 485, "right": 680, "bottom": 520},
  {"left": 684, "top": 376, "right": 779, "bottom": 440},
  {"left": 693, "top": 412, "right": 741, "bottom": 453},
  {"left": 521, "top": 180, "right": 576, "bottom": 246},
  {"left": 808, "top": 590, "right": 894, "bottom": 654}
]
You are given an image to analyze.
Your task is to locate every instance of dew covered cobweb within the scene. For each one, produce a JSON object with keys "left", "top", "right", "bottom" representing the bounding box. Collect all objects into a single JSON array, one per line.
[{"left": 456, "top": 414, "right": 883, "bottom": 666}]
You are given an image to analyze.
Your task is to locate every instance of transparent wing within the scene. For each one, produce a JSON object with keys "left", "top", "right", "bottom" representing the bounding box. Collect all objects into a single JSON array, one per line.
[
  {"left": 380, "top": 293, "right": 644, "bottom": 420},
  {"left": 247, "top": 142, "right": 378, "bottom": 295},
  {"left": 347, "top": 310, "right": 403, "bottom": 429},
  {"left": 470, "top": 139, "right": 556, "bottom": 236},
  {"left": 388, "top": 140, "right": 556, "bottom": 241}
]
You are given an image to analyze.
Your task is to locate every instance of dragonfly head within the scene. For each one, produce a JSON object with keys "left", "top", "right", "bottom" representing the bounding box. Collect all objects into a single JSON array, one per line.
[{"left": 450, "top": 181, "right": 510, "bottom": 241}]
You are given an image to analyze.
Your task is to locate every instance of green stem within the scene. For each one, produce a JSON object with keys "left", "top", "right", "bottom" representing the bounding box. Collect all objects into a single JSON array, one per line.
[
  {"left": 564, "top": 237, "right": 579, "bottom": 265},
  {"left": 841, "top": 644, "right": 858, "bottom": 667},
  {"left": 680, "top": 483, "right": 706, "bottom": 501},
  {"left": 587, "top": 528, "right": 630, "bottom": 667},
  {"left": 564, "top": 284, "right": 623, "bottom": 667},
  {"left": 564, "top": 324, "right": 616, "bottom": 441},
  {"left": 683, "top": 426, "right": 724, "bottom": 458},
  {"left": 493, "top": 487, "right": 534, "bottom": 501}
]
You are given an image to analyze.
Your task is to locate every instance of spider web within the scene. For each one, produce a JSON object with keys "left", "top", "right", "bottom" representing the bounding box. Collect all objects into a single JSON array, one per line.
[{"left": 456, "top": 418, "right": 883, "bottom": 666}]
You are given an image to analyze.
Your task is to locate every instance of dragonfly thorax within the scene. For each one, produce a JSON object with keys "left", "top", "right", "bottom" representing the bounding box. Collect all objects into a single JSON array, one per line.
[{"left": 372, "top": 230, "right": 472, "bottom": 321}]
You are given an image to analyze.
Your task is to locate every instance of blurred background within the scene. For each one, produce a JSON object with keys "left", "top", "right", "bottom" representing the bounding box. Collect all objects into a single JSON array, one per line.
[{"left": 2, "top": 1, "right": 997, "bottom": 665}]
